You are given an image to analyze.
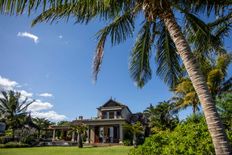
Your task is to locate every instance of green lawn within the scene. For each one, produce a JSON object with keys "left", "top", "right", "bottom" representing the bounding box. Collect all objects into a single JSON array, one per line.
[{"left": 0, "top": 146, "right": 132, "bottom": 155}]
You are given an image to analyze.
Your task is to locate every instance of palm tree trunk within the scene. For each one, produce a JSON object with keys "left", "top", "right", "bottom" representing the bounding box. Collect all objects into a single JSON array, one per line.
[
  {"left": 78, "top": 133, "right": 83, "bottom": 148},
  {"left": 159, "top": 10, "right": 232, "bottom": 155},
  {"left": 133, "top": 133, "right": 137, "bottom": 148}
]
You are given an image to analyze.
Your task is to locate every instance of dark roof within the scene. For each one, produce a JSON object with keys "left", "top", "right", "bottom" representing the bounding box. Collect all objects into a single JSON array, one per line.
[
  {"left": 98, "top": 99, "right": 132, "bottom": 114},
  {"left": 100, "top": 99, "right": 125, "bottom": 108}
]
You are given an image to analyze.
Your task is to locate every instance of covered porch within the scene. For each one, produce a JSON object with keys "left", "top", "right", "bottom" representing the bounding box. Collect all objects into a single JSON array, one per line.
[{"left": 75, "top": 119, "right": 126, "bottom": 144}]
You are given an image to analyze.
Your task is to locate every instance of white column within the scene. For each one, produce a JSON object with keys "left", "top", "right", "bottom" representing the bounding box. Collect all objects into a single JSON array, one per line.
[
  {"left": 119, "top": 124, "right": 123, "bottom": 144},
  {"left": 71, "top": 131, "right": 75, "bottom": 142},
  {"left": 85, "top": 128, "right": 89, "bottom": 143},
  {"left": 114, "top": 111, "right": 117, "bottom": 119},
  {"left": 52, "top": 129, "right": 56, "bottom": 141}
]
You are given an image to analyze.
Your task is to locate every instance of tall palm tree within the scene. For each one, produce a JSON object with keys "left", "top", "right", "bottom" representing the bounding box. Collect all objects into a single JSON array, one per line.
[
  {"left": 0, "top": 90, "right": 34, "bottom": 140},
  {"left": 0, "top": 1, "right": 232, "bottom": 154}
]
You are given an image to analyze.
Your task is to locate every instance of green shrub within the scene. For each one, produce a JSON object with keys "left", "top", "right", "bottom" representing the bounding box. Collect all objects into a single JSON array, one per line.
[
  {"left": 123, "top": 139, "right": 132, "bottom": 146},
  {"left": 0, "top": 142, "right": 29, "bottom": 148},
  {"left": 20, "top": 135, "right": 38, "bottom": 146},
  {"left": 0, "top": 136, "right": 12, "bottom": 144},
  {"left": 129, "top": 115, "right": 215, "bottom": 155}
]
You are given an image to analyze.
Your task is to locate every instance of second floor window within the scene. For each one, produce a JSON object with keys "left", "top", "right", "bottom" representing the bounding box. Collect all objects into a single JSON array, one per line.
[{"left": 109, "top": 111, "right": 114, "bottom": 119}]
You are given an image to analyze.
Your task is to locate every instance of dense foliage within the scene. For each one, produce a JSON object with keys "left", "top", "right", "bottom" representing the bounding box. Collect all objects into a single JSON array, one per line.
[
  {"left": 144, "top": 101, "right": 179, "bottom": 132},
  {"left": 129, "top": 115, "right": 215, "bottom": 155}
]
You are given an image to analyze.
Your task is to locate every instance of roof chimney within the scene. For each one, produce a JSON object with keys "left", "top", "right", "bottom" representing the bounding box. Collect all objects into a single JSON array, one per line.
[{"left": 79, "top": 116, "right": 83, "bottom": 120}]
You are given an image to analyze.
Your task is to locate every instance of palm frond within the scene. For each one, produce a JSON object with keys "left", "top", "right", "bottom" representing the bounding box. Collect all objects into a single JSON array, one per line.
[
  {"left": 129, "top": 21, "right": 153, "bottom": 88},
  {"left": 93, "top": 11, "right": 135, "bottom": 81},
  {"left": 155, "top": 21, "right": 182, "bottom": 88},
  {"left": 183, "top": 0, "right": 232, "bottom": 16},
  {"left": 32, "top": 0, "right": 135, "bottom": 26},
  {"left": 184, "top": 11, "right": 225, "bottom": 55}
]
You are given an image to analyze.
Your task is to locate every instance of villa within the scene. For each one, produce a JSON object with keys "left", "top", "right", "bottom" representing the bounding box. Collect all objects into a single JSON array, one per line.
[{"left": 49, "top": 99, "right": 133, "bottom": 144}]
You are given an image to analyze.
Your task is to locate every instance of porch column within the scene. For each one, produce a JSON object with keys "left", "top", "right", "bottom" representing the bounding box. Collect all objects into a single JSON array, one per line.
[
  {"left": 119, "top": 124, "right": 123, "bottom": 144},
  {"left": 90, "top": 126, "right": 95, "bottom": 144},
  {"left": 85, "top": 127, "right": 89, "bottom": 143},
  {"left": 114, "top": 111, "right": 117, "bottom": 119},
  {"left": 71, "top": 131, "right": 75, "bottom": 142},
  {"left": 52, "top": 129, "right": 56, "bottom": 141}
]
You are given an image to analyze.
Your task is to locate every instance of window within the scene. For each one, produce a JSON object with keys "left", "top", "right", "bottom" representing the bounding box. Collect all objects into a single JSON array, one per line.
[
  {"left": 109, "top": 111, "right": 114, "bottom": 119},
  {"left": 117, "top": 111, "right": 121, "bottom": 118}
]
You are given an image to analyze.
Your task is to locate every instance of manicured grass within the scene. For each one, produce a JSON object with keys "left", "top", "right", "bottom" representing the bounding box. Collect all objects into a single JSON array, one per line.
[{"left": 0, "top": 146, "right": 132, "bottom": 155}]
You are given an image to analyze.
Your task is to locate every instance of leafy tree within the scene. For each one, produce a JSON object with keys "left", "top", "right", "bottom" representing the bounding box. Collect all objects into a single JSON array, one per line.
[
  {"left": 0, "top": 90, "right": 34, "bottom": 140},
  {"left": 1, "top": 1, "right": 232, "bottom": 153},
  {"left": 123, "top": 121, "right": 144, "bottom": 147},
  {"left": 144, "top": 101, "right": 178, "bottom": 132}
]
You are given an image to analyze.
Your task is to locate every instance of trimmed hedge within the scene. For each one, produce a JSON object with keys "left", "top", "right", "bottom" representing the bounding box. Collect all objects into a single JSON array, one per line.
[{"left": 0, "top": 142, "right": 29, "bottom": 148}]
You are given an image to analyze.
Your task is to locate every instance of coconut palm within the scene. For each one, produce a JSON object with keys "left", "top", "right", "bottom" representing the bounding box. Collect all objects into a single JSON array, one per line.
[
  {"left": 1, "top": 1, "right": 232, "bottom": 154},
  {"left": 0, "top": 90, "right": 34, "bottom": 140},
  {"left": 173, "top": 53, "right": 232, "bottom": 114}
]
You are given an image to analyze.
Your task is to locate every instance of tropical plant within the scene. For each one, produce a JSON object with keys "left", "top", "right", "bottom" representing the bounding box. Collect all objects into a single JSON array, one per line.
[
  {"left": 144, "top": 101, "right": 178, "bottom": 132},
  {"left": 0, "top": 90, "right": 34, "bottom": 140},
  {"left": 129, "top": 114, "right": 215, "bottom": 155},
  {"left": 123, "top": 121, "right": 144, "bottom": 147},
  {"left": 1, "top": 1, "right": 232, "bottom": 153},
  {"left": 33, "top": 117, "right": 53, "bottom": 138},
  {"left": 216, "top": 93, "right": 232, "bottom": 130},
  {"left": 173, "top": 53, "right": 232, "bottom": 114},
  {"left": 69, "top": 123, "right": 87, "bottom": 148}
]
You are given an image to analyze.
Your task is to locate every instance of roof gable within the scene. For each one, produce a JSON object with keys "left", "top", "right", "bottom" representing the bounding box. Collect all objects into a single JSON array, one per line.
[
  {"left": 98, "top": 99, "right": 132, "bottom": 114},
  {"left": 101, "top": 99, "right": 124, "bottom": 107}
]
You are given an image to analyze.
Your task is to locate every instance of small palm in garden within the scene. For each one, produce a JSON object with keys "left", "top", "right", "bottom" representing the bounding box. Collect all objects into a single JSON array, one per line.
[{"left": 0, "top": 90, "right": 34, "bottom": 140}]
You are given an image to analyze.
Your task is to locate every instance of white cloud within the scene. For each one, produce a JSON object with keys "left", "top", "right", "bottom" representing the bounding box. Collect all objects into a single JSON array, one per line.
[
  {"left": 39, "top": 93, "right": 53, "bottom": 97},
  {"left": 58, "top": 35, "right": 63, "bottom": 39},
  {"left": 31, "top": 111, "right": 67, "bottom": 121},
  {"left": 0, "top": 75, "right": 66, "bottom": 122},
  {"left": 17, "top": 32, "right": 39, "bottom": 43},
  {"left": 28, "top": 100, "right": 53, "bottom": 112},
  {"left": 20, "top": 90, "right": 33, "bottom": 97},
  {"left": 0, "top": 76, "right": 18, "bottom": 90}
]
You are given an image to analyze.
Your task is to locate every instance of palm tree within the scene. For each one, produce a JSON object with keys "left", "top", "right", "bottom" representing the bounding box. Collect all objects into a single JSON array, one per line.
[
  {"left": 173, "top": 53, "right": 232, "bottom": 114},
  {"left": 69, "top": 123, "right": 87, "bottom": 148},
  {"left": 1, "top": 1, "right": 232, "bottom": 154},
  {"left": 33, "top": 117, "right": 53, "bottom": 139},
  {"left": 123, "top": 121, "right": 144, "bottom": 147},
  {"left": 144, "top": 101, "right": 178, "bottom": 132},
  {"left": 0, "top": 90, "right": 34, "bottom": 140}
]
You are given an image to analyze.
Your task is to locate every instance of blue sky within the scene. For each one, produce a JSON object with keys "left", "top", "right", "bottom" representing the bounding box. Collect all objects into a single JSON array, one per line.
[{"left": 0, "top": 12, "right": 231, "bottom": 122}]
